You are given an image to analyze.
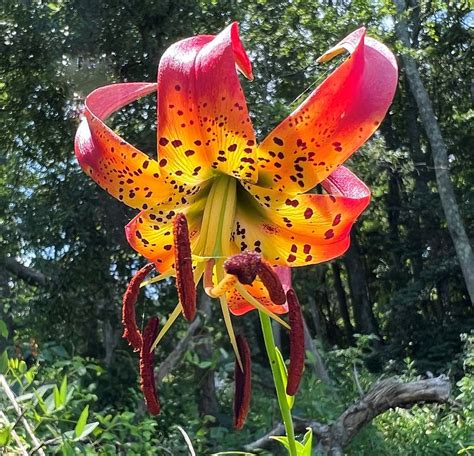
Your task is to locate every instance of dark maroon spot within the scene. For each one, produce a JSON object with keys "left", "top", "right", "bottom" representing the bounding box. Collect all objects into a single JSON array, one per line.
[
  {"left": 177, "top": 110, "right": 183, "bottom": 116},
  {"left": 291, "top": 244, "right": 297, "bottom": 253},
  {"left": 171, "top": 140, "right": 182, "bottom": 148},
  {"left": 285, "top": 199, "right": 299, "bottom": 207},
  {"left": 304, "top": 208, "right": 313, "bottom": 219},
  {"left": 175, "top": 85, "right": 181, "bottom": 91},
  {"left": 159, "top": 138, "right": 169, "bottom": 146},
  {"left": 324, "top": 229, "right": 334, "bottom": 239},
  {"left": 159, "top": 158, "right": 167, "bottom": 167},
  {"left": 185, "top": 149, "right": 195, "bottom": 157},
  {"left": 228, "top": 144, "right": 238, "bottom": 152},
  {"left": 194, "top": 140, "right": 202, "bottom": 146},
  {"left": 143, "top": 160, "right": 149, "bottom": 169},
  {"left": 273, "top": 137, "right": 284, "bottom": 146},
  {"left": 303, "top": 244, "right": 311, "bottom": 254},
  {"left": 287, "top": 254, "right": 297, "bottom": 263},
  {"left": 332, "top": 214, "right": 341, "bottom": 226}
]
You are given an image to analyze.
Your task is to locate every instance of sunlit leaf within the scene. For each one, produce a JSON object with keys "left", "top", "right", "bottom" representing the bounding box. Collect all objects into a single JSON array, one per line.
[
  {"left": 75, "top": 404, "right": 89, "bottom": 439},
  {"left": 275, "top": 347, "right": 294, "bottom": 409},
  {"left": 0, "top": 320, "right": 8, "bottom": 338}
]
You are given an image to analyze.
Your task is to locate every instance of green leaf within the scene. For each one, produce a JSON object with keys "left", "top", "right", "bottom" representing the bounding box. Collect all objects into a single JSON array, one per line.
[
  {"left": 275, "top": 347, "right": 294, "bottom": 409},
  {"left": 301, "top": 428, "right": 313, "bottom": 456},
  {"left": 53, "top": 385, "right": 61, "bottom": 409},
  {"left": 59, "top": 376, "right": 68, "bottom": 405},
  {"left": 0, "top": 426, "right": 12, "bottom": 446},
  {"left": 18, "top": 360, "right": 27, "bottom": 374},
  {"left": 0, "top": 320, "right": 8, "bottom": 338},
  {"left": 60, "top": 440, "right": 75, "bottom": 456},
  {"left": 74, "top": 422, "right": 99, "bottom": 441},
  {"left": 74, "top": 405, "right": 89, "bottom": 439},
  {"left": 271, "top": 434, "right": 309, "bottom": 455},
  {"left": 0, "top": 351, "right": 9, "bottom": 374}
]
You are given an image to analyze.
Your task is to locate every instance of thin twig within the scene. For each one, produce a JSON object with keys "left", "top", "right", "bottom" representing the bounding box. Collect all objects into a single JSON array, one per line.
[
  {"left": 0, "top": 374, "right": 46, "bottom": 455},
  {"left": 0, "top": 410, "right": 29, "bottom": 455}
]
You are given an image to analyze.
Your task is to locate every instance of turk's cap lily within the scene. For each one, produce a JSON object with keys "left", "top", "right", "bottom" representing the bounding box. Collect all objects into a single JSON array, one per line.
[
  {"left": 74, "top": 23, "right": 397, "bottom": 421},
  {"left": 74, "top": 22, "right": 397, "bottom": 317}
]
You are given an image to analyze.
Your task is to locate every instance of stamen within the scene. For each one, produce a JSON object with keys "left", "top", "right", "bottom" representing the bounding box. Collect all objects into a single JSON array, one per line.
[
  {"left": 234, "top": 283, "right": 290, "bottom": 330},
  {"left": 122, "top": 263, "right": 154, "bottom": 351},
  {"left": 286, "top": 289, "right": 305, "bottom": 396},
  {"left": 206, "top": 274, "right": 237, "bottom": 298},
  {"left": 140, "top": 317, "right": 161, "bottom": 415},
  {"left": 257, "top": 262, "right": 286, "bottom": 305},
  {"left": 173, "top": 213, "right": 196, "bottom": 322},
  {"left": 233, "top": 335, "right": 252, "bottom": 430},
  {"left": 224, "top": 251, "right": 261, "bottom": 284}
]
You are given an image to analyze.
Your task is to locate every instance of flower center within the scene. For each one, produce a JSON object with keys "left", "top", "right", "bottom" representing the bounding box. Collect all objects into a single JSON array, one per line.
[{"left": 195, "top": 174, "right": 237, "bottom": 258}]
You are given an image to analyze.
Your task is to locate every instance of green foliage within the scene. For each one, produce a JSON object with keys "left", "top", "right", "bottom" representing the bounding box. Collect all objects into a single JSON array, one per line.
[{"left": 1, "top": 0, "right": 473, "bottom": 454}]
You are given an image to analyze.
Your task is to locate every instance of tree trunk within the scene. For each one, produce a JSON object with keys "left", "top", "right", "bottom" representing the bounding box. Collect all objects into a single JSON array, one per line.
[
  {"left": 344, "top": 237, "right": 379, "bottom": 336},
  {"left": 331, "top": 262, "right": 354, "bottom": 344},
  {"left": 394, "top": 0, "right": 474, "bottom": 304},
  {"left": 302, "top": 316, "right": 331, "bottom": 384}
]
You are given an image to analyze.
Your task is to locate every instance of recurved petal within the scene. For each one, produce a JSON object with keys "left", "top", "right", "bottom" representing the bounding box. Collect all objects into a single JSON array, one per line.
[
  {"left": 157, "top": 22, "right": 258, "bottom": 184},
  {"left": 75, "top": 83, "right": 173, "bottom": 209},
  {"left": 125, "top": 184, "right": 209, "bottom": 273},
  {"left": 234, "top": 166, "right": 370, "bottom": 267},
  {"left": 257, "top": 28, "right": 397, "bottom": 194},
  {"left": 226, "top": 275, "right": 288, "bottom": 316}
]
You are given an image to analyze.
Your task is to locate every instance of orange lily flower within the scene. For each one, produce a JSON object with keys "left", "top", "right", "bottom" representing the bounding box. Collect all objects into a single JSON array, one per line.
[{"left": 74, "top": 23, "right": 397, "bottom": 417}]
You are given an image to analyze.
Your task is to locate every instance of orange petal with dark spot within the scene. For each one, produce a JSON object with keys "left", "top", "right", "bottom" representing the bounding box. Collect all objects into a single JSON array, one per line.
[
  {"left": 157, "top": 23, "right": 258, "bottom": 184},
  {"left": 226, "top": 276, "right": 288, "bottom": 316},
  {"left": 122, "top": 263, "right": 154, "bottom": 351},
  {"left": 257, "top": 28, "right": 397, "bottom": 194},
  {"left": 235, "top": 166, "right": 370, "bottom": 267},
  {"left": 286, "top": 289, "right": 305, "bottom": 396},
  {"left": 234, "top": 335, "right": 252, "bottom": 429},
  {"left": 74, "top": 83, "right": 174, "bottom": 209},
  {"left": 173, "top": 213, "right": 196, "bottom": 321},
  {"left": 125, "top": 185, "right": 208, "bottom": 273},
  {"left": 140, "top": 317, "right": 161, "bottom": 415}
]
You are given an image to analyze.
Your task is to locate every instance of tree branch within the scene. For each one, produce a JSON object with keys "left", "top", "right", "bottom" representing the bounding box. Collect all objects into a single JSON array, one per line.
[
  {"left": 244, "top": 375, "right": 451, "bottom": 455},
  {"left": 156, "top": 315, "right": 202, "bottom": 383},
  {"left": 2, "top": 257, "right": 47, "bottom": 287}
]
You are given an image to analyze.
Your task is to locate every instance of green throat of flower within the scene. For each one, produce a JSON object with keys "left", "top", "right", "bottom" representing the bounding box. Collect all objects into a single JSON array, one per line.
[{"left": 195, "top": 174, "right": 237, "bottom": 259}]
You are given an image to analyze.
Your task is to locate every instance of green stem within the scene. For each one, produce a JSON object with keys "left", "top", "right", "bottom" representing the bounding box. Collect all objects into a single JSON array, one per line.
[{"left": 259, "top": 312, "right": 297, "bottom": 456}]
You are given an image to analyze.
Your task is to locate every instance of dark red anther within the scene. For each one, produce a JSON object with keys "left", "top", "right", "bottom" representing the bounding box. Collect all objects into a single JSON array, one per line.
[
  {"left": 286, "top": 289, "right": 305, "bottom": 396},
  {"left": 233, "top": 335, "right": 252, "bottom": 430},
  {"left": 173, "top": 213, "right": 196, "bottom": 321},
  {"left": 224, "top": 251, "right": 261, "bottom": 284},
  {"left": 122, "top": 263, "right": 154, "bottom": 351},
  {"left": 257, "top": 262, "right": 286, "bottom": 305},
  {"left": 140, "top": 317, "right": 161, "bottom": 415}
]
